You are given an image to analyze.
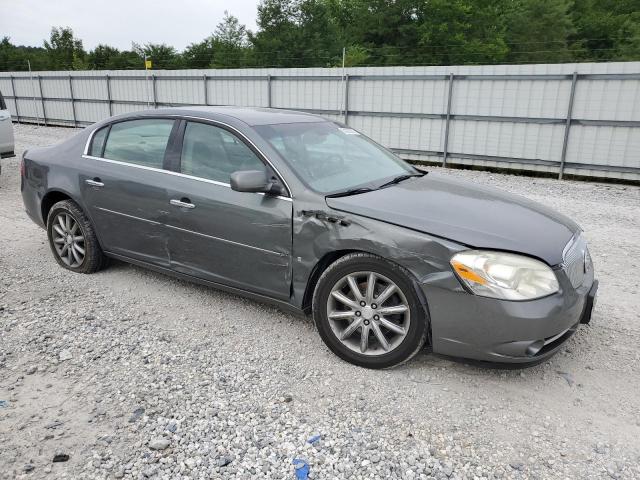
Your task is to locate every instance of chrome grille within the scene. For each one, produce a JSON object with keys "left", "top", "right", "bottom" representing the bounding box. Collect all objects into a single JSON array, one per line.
[{"left": 563, "top": 235, "right": 587, "bottom": 288}]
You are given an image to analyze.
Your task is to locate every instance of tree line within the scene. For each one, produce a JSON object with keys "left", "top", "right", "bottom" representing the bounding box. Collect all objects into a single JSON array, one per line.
[{"left": 1, "top": 0, "right": 638, "bottom": 72}]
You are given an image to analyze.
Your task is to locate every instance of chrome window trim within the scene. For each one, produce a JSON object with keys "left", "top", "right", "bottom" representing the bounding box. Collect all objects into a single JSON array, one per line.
[
  {"left": 82, "top": 114, "right": 293, "bottom": 200},
  {"left": 80, "top": 154, "right": 292, "bottom": 202}
]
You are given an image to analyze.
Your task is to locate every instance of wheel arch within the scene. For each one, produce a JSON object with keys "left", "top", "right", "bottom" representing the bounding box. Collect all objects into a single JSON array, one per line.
[
  {"left": 302, "top": 249, "right": 361, "bottom": 314},
  {"left": 302, "top": 250, "right": 433, "bottom": 345},
  {"left": 41, "top": 189, "right": 87, "bottom": 225}
]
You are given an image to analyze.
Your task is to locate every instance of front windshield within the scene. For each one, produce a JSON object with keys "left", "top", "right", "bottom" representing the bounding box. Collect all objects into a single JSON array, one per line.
[{"left": 254, "top": 122, "right": 416, "bottom": 193}]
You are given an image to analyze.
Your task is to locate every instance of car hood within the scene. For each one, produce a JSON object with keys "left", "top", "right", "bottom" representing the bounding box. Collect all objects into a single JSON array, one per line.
[{"left": 325, "top": 173, "right": 579, "bottom": 266}]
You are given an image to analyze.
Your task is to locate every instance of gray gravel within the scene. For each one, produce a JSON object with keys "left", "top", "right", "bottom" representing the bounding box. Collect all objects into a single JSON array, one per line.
[{"left": 1, "top": 123, "right": 640, "bottom": 479}]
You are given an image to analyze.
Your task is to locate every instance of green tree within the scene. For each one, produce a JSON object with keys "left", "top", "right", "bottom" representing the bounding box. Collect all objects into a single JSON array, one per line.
[
  {"left": 250, "top": 0, "right": 339, "bottom": 67},
  {"left": 87, "top": 44, "right": 120, "bottom": 69},
  {"left": 133, "top": 42, "right": 183, "bottom": 69},
  {"left": 87, "top": 45, "right": 142, "bottom": 70},
  {"left": 183, "top": 38, "right": 217, "bottom": 68},
  {"left": 0, "top": 36, "right": 49, "bottom": 71},
  {"left": 43, "top": 27, "right": 87, "bottom": 70},
  {"left": 505, "top": 0, "right": 575, "bottom": 63},
  {"left": 212, "top": 11, "right": 251, "bottom": 67},
  {"left": 343, "top": 45, "right": 370, "bottom": 66},
  {"left": 570, "top": 0, "right": 640, "bottom": 61},
  {"left": 416, "top": 0, "right": 509, "bottom": 65}
]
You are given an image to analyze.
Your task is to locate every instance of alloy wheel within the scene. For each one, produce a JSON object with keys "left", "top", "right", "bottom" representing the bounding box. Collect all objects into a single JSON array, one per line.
[
  {"left": 326, "top": 271, "right": 410, "bottom": 356},
  {"left": 51, "top": 212, "right": 86, "bottom": 268}
]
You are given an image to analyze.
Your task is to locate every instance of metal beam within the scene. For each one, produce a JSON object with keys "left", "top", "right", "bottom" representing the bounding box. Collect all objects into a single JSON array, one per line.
[
  {"left": 266, "top": 74, "right": 271, "bottom": 108},
  {"left": 152, "top": 74, "right": 157, "bottom": 109},
  {"left": 559, "top": 71, "right": 578, "bottom": 179},
  {"left": 37, "top": 75, "right": 47, "bottom": 126},
  {"left": 392, "top": 148, "right": 640, "bottom": 175},
  {"left": 105, "top": 74, "right": 113, "bottom": 116},
  {"left": 343, "top": 74, "right": 350, "bottom": 125},
  {"left": 9, "top": 75, "right": 19, "bottom": 122},
  {"left": 203, "top": 74, "right": 208, "bottom": 106},
  {"left": 2, "top": 72, "right": 639, "bottom": 82},
  {"left": 68, "top": 74, "right": 77, "bottom": 127},
  {"left": 4, "top": 93, "right": 640, "bottom": 128},
  {"left": 442, "top": 72, "right": 454, "bottom": 167},
  {"left": 348, "top": 74, "right": 449, "bottom": 81}
]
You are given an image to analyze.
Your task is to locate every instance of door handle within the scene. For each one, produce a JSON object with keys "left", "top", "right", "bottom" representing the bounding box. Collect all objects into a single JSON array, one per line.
[
  {"left": 85, "top": 178, "right": 104, "bottom": 187},
  {"left": 170, "top": 198, "right": 196, "bottom": 209}
]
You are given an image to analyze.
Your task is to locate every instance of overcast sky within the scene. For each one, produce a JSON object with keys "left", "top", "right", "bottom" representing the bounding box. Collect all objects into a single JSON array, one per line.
[{"left": 0, "top": 0, "right": 260, "bottom": 51}]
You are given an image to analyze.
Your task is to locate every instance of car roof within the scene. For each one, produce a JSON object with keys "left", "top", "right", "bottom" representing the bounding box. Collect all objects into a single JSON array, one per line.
[{"left": 134, "top": 106, "right": 329, "bottom": 126}]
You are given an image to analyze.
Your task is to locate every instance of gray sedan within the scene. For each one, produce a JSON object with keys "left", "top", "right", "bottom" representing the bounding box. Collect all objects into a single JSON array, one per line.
[{"left": 21, "top": 107, "right": 598, "bottom": 369}]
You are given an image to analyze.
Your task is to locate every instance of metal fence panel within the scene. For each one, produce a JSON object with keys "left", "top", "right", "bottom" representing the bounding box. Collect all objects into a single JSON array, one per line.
[
  {"left": 573, "top": 79, "right": 640, "bottom": 121},
  {"left": 1, "top": 62, "right": 639, "bottom": 181}
]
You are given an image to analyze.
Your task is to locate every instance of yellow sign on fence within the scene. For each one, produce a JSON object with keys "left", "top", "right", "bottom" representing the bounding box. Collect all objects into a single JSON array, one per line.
[{"left": 145, "top": 59, "right": 152, "bottom": 69}]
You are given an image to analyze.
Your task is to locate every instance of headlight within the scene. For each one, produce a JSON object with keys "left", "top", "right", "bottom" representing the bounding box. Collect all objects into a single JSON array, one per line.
[{"left": 450, "top": 250, "right": 559, "bottom": 300}]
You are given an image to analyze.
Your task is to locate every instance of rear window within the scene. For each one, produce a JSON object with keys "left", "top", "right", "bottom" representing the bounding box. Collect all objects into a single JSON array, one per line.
[
  {"left": 102, "top": 119, "right": 174, "bottom": 168},
  {"left": 89, "top": 126, "right": 109, "bottom": 157},
  {"left": 0, "top": 91, "right": 6, "bottom": 110}
]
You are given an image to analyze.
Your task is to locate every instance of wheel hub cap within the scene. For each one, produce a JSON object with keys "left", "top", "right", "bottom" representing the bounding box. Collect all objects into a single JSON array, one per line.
[
  {"left": 327, "top": 271, "right": 410, "bottom": 356},
  {"left": 51, "top": 212, "right": 86, "bottom": 268},
  {"left": 361, "top": 305, "right": 374, "bottom": 319}
]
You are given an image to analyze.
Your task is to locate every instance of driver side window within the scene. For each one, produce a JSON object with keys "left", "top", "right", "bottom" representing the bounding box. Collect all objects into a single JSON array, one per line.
[{"left": 180, "top": 122, "right": 265, "bottom": 184}]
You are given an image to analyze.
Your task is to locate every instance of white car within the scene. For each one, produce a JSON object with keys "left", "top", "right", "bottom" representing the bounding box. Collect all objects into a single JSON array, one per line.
[{"left": 0, "top": 90, "right": 16, "bottom": 167}]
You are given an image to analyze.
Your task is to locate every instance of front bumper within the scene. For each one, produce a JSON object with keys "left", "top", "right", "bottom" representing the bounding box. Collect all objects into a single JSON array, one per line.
[{"left": 422, "top": 266, "right": 597, "bottom": 364}]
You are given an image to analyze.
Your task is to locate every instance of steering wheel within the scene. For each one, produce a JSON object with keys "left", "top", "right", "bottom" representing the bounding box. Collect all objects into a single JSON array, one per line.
[
  {"left": 306, "top": 154, "right": 345, "bottom": 179},
  {"left": 326, "top": 154, "right": 345, "bottom": 168}
]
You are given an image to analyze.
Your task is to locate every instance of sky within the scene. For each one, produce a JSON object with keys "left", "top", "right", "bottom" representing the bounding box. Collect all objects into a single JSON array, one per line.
[{"left": 0, "top": 0, "right": 260, "bottom": 51}]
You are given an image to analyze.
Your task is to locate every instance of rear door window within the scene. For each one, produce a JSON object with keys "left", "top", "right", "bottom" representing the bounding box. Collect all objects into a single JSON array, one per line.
[{"left": 103, "top": 119, "right": 174, "bottom": 168}]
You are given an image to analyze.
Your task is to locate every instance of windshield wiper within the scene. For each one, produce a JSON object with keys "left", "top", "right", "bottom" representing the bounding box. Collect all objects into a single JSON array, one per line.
[
  {"left": 325, "top": 187, "right": 375, "bottom": 198},
  {"left": 378, "top": 172, "right": 425, "bottom": 189}
]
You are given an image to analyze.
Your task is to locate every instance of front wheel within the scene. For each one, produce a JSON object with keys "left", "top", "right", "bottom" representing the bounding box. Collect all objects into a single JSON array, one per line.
[
  {"left": 47, "top": 200, "right": 107, "bottom": 274},
  {"left": 312, "top": 253, "right": 428, "bottom": 369}
]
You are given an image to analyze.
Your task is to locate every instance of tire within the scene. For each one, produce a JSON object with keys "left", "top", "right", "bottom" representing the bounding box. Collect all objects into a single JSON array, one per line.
[
  {"left": 312, "top": 252, "right": 428, "bottom": 369},
  {"left": 46, "top": 199, "right": 107, "bottom": 274}
]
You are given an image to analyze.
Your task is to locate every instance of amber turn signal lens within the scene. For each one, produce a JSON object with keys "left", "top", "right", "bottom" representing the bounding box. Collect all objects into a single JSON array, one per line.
[{"left": 451, "top": 260, "right": 487, "bottom": 285}]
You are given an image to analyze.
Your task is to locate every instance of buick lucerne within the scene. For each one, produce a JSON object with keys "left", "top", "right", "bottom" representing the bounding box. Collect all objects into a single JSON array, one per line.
[{"left": 21, "top": 107, "right": 598, "bottom": 368}]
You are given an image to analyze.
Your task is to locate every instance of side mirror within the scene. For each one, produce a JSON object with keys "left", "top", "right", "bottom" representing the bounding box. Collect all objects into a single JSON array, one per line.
[{"left": 230, "top": 170, "right": 283, "bottom": 195}]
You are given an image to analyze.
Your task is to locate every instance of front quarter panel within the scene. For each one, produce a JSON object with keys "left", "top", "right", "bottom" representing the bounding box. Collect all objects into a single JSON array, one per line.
[{"left": 291, "top": 197, "right": 467, "bottom": 311}]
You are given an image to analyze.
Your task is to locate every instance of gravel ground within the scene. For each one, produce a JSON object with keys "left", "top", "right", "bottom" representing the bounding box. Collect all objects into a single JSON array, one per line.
[{"left": 1, "top": 123, "right": 639, "bottom": 480}]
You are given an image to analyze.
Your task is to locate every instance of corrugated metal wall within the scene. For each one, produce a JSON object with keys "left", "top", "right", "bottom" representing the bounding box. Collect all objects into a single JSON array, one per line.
[{"left": 1, "top": 62, "right": 639, "bottom": 180}]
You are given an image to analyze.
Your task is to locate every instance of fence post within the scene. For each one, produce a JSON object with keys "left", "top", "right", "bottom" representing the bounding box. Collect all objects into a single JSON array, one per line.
[
  {"left": 152, "top": 74, "right": 157, "bottom": 109},
  {"left": 28, "top": 63, "right": 40, "bottom": 126},
  {"left": 559, "top": 71, "right": 578, "bottom": 180},
  {"left": 442, "top": 72, "right": 454, "bottom": 167},
  {"left": 343, "top": 73, "right": 350, "bottom": 125},
  {"left": 203, "top": 74, "right": 208, "bottom": 106},
  {"left": 10, "top": 75, "right": 20, "bottom": 123},
  {"left": 266, "top": 74, "right": 271, "bottom": 108},
  {"left": 105, "top": 74, "right": 113, "bottom": 116},
  {"left": 37, "top": 75, "right": 47, "bottom": 126},
  {"left": 68, "top": 74, "right": 77, "bottom": 127}
]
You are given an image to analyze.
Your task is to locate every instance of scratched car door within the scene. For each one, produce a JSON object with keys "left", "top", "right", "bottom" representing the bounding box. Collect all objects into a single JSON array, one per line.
[{"left": 165, "top": 120, "right": 293, "bottom": 300}]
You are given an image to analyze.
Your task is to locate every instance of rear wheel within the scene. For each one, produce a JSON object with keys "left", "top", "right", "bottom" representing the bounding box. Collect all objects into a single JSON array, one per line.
[
  {"left": 312, "top": 253, "right": 428, "bottom": 369},
  {"left": 47, "top": 200, "right": 107, "bottom": 274}
]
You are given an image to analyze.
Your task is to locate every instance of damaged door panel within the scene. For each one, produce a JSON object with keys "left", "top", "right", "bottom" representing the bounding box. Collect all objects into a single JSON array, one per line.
[
  {"left": 165, "top": 176, "right": 293, "bottom": 300},
  {"left": 79, "top": 159, "right": 171, "bottom": 267}
]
